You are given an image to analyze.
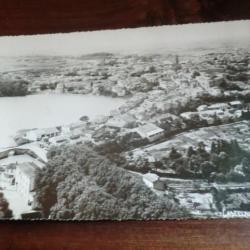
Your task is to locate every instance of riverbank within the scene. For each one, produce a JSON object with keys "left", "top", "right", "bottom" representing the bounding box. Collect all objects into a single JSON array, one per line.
[{"left": 0, "top": 93, "right": 125, "bottom": 148}]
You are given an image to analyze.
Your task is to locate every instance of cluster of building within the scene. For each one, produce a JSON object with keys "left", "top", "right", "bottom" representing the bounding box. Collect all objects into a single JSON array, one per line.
[
  {"left": 180, "top": 100, "right": 245, "bottom": 124},
  {"left": 0, "top": 148, "right": 45, "bottom": 216},
  {"left": 20, "top": 120, "right": 89, "bottom": 148},
  {"left": 10, "top": 51, "right": 250, "bottom": 161}
]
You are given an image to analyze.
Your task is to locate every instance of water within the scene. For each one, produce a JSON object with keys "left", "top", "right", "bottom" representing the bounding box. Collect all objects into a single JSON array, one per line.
[{"left": 0, "top": 93, "right": 125, "bottom": 148}]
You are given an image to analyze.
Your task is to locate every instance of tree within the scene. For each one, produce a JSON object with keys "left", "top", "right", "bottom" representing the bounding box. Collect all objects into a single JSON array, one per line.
[
  {"left": 242, "top": 157, "right": 250, "bottom": 175},
  {"left": 231, "top": 140, "right": 241, "bottom": 155},
  {"left": 197, "top": 141, "right": 206, "bottom": 153},
  {"left": 197, "top": 141, "right": 209, "bottom": 160},
  {"left": 210, "top": 141, "right": 218, "bottom": 154},
  {"left": 0, "top": 193, "right": 13, "bottom": 219},
  {"left": 186, "top": 146, "right": 196, "bottom": 157},
  {"left": 191, "top": 71, "right": 200, "bottom": 78},
  {"left": 40, "top": 83, "right": 48, "bottom": 91},
  {"left": 80, "top": 116, "right": 89, "bottom": 122},
  {"left": 0, "top": 80, "right": 29, "bottom": 96},
  {"left": 218, "top": 152, "right": 230, "bottom": 174},
  {"left": 169, "top": 147, "right": 181, "bottom": 160},
  {"left": 201, "top": 161, "right": 216, "bottom": 178}
]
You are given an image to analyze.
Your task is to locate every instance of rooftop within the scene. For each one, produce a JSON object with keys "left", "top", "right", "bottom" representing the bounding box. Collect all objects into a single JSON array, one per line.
[
  {"left": 136, "top": 123, "right": 164, "bottom": 136},
  {"left": 27, "top": 127, "right": 59, "bottom": 136},
  {"left": 17, "top": 162, "right": 39, "bottom": 179},
  {"left": 230, "top": 100, "right": 242, "bottom": 105},
  {"left": 42, "top": 127, "right": 59, "bottom": 134},
  {"left": 209, "top": 103, "right": 229, "bottom": 109},
  {"left": 143, "top": 173, "right": 159, "bottom": 183}
]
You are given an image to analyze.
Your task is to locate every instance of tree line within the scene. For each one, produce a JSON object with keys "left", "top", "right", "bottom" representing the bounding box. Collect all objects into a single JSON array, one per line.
[{"left": 159, "top": 139, "right": 250, "bottom": 182}]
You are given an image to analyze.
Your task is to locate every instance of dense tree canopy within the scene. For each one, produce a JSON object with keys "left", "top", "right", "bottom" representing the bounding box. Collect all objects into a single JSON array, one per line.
[
  {"left": 160, "top": 140, "right": 250, "bottom": 182},
  {"left": 35, "top": 145, "right": 186, "bottom": 220},
  {"left": 0, "top": 80, "right": 29, "bottom": 96}
]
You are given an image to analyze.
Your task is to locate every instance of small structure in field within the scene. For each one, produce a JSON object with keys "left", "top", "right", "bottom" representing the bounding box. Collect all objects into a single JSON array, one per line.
[{"left": 143, "top": 173, "right": 165, "bottom": 191}]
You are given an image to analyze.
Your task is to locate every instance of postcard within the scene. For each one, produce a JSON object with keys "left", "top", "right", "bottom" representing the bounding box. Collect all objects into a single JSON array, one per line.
[{"left": 0, "top": 20, "right": 250, "bottom": 220}]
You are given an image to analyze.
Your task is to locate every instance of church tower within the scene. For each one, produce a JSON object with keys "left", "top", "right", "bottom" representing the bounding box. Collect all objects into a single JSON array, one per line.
[{"left": 173, "top": 55, "right": 181, "bottom": 72}]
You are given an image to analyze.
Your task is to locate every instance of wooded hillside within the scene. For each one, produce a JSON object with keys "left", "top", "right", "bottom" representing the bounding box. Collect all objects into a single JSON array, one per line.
[{"left": 35, "top": 144, "right": 185, "bottom": 220}]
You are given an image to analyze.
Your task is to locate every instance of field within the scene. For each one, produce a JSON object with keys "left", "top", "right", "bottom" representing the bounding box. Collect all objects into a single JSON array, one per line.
[{"left": 130, "top": 121, "right": 250, "bottom": 162}]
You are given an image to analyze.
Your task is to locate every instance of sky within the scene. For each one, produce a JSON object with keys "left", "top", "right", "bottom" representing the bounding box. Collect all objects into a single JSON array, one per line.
[{"left": 0, "top": 20, "right": 249, "bottom": 56}]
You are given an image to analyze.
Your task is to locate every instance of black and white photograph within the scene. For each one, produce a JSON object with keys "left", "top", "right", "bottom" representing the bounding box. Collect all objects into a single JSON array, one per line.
[{"left": 0, "top": 20, "right": 250, "bottom": 220}]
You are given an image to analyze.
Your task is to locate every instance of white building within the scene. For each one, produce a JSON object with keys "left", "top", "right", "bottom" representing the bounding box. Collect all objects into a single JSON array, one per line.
[
  {"left": 229, "top": 100, "right": 243, "bottom": 109},
  {"left": 49, "top": 135, "right": 68, "bottom": 145},
  {"left": 61, "top": 121, "right": 86, "bottom": 134},
  {"left": 55, "top": 83, "right": 65, "bottom": 93},
  {"left": 135, "top": 123, "right": 164, "bottom": 142},
  {"left": 197, "top": 105, "right": 208, "bottom": 112},
  {"left": 207, "top": 103, "right": 229, "bottom": 111},
  {"left": 16, "top": 162, "right": 39, "bottom": 205},
  {"left": 111, "top": 84, "right": 127, "bottom": 97},
  {"left": 180, "top": 112, "right": 199, "bottom": 120},
  {"left": 25, "top": 127, "right": 59, "bottom": 141}
]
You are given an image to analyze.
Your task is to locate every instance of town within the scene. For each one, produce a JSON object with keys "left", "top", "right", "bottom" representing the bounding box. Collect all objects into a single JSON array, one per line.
[{"left": 0, "top": 47, "right": 250, "bottom": 219}]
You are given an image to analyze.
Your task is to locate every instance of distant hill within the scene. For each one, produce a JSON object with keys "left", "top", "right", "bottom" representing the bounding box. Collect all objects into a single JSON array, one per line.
[{"left": 80, "top": 53, "right": 114, "bottom": 60}]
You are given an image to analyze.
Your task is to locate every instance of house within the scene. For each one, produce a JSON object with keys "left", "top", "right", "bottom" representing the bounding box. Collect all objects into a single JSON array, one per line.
[
  {"left": 61, "top": 121, "right": 86, "bottom": 134},
  {"left": 25, "top": 127, "right": 60, "bottom": 141},
  {"left": 135, "top": 123, "right": 164, "bottom": 142},
  {"left": 55, "top": 83, "right": 65, "bottom": 93},
  {"left": 41, "top": 127, "right": 60, "bottom": 139},
  {"left": 197, "top": 103, "right": 230, "bottom": 121},
  {"left": 15, "top": 162, "right": 39, "bottom": 205},
  {"left": 209, "top": 75, "right": 225, "bottom": 87},
  {"left": 25, "top": 130, "right": 40, "bottom": 141},
  {"left": 111, "top": 84, "right": 127, "bottom": 97},
  {"left": 199, "top": 111, "right": 216, "bottom": 124},
  {"left": 49, "top": 135, "right": 68, "bottom": 145},
  {"left": 69, "top": 130, "right": 82, "bottom": 140},
  {"left": 143, "top": 173, "right": 165, "bottom": 191},
  {"left": 197, "top": 105, "right": 208, "bottom": 112},
  {"left": 93, "top": 115, "right": 109, "bottom": 125},
  {"left": 106, "top": 117, "right": 127, "bottom": 128},
  {"left": 180, "top": 112, "right": 199, "bottom": 120},
  {"left": 229, "top": 100, "right": 243, "bottom": 110},
  {"left": 1, "top": 163, "right": 16, "bottom": 184},
  {"left": 106, "top": 114, "right": 136, "bottom": 129},
  {"left": 163, "top": 60, "right": 173, "bottom": 66},
  {"left": 207, "top": 103, "right": 229, "bottom": 111},
  {"left": 28, "top": 85, "right": 40, "bottom": 93},
  {"left": 142, "top": 73, "right": 159, "bottom": 85}
]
